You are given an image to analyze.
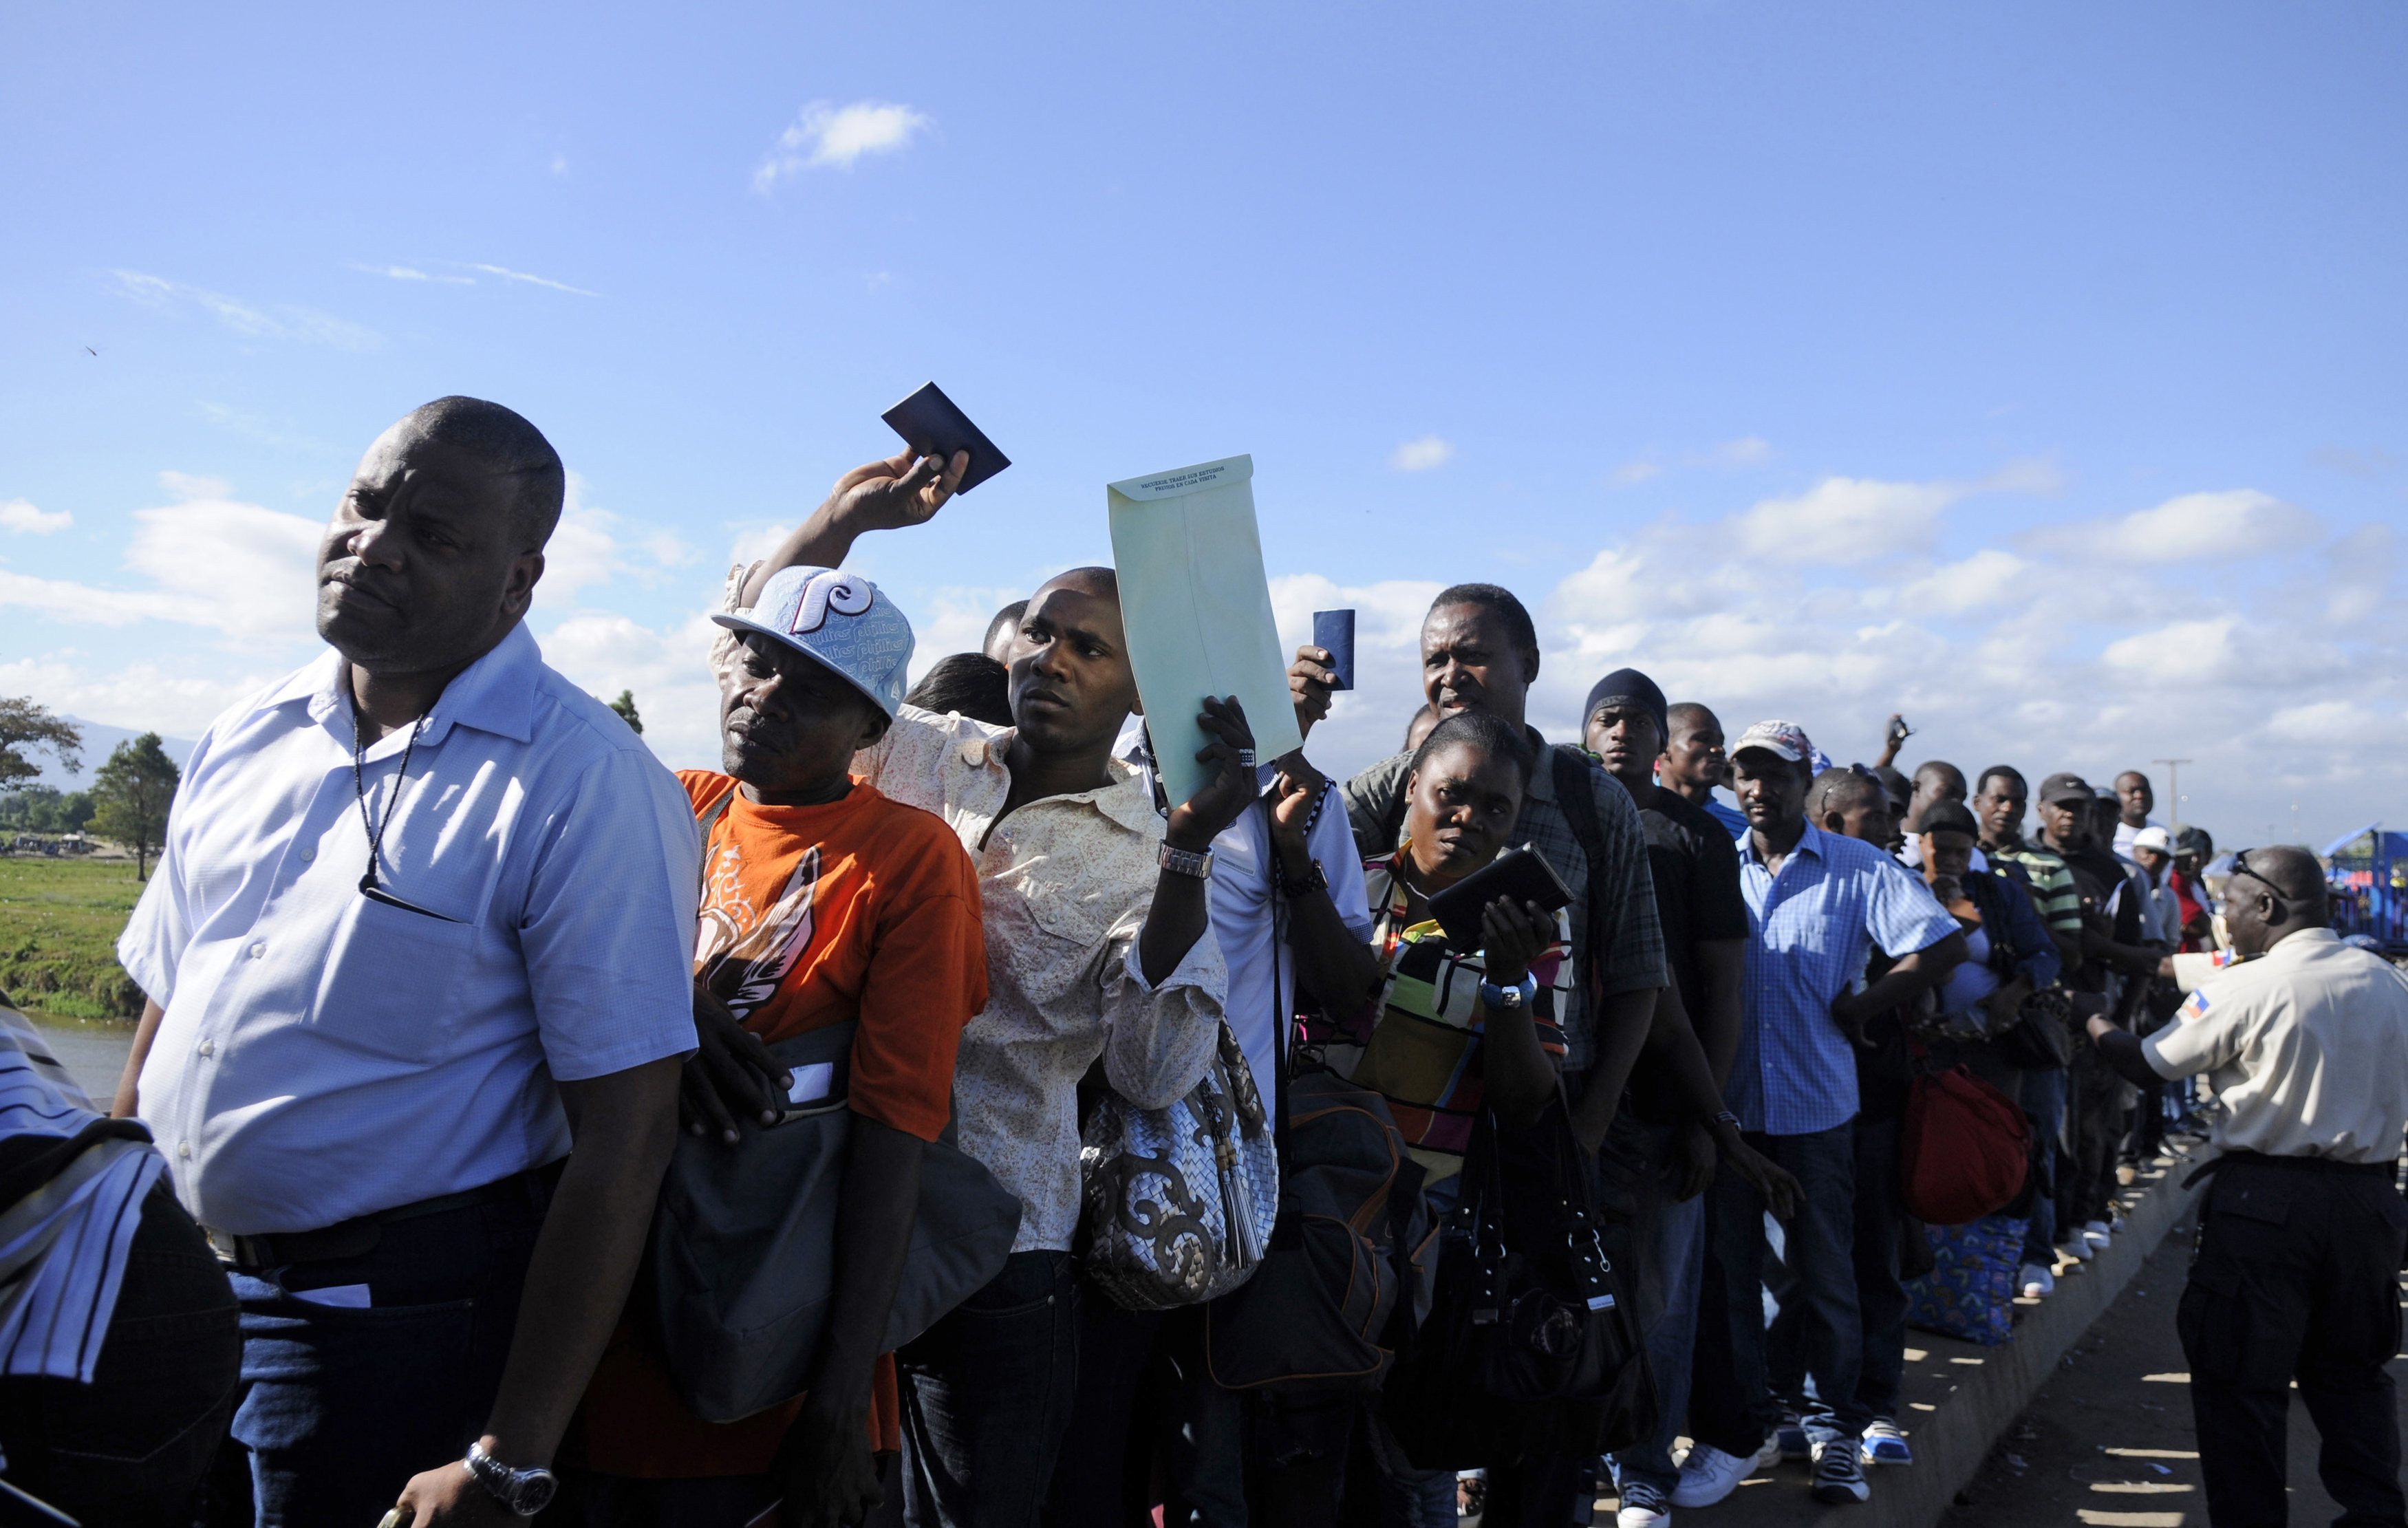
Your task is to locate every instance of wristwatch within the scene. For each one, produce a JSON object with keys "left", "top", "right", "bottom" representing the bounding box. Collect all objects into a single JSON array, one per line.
[
  {"left": 464, "top": 1441, "right": 557, "bottom": 1517},
  {"left": 1477, "top": 976, "right": 1539, "bottom": 1013},
  {"left": 1159, "top": 841, "right": 1214, "bottom": 879},
  {"left": 1276, "top": 857, "right": 1329, "bottom": 897}
]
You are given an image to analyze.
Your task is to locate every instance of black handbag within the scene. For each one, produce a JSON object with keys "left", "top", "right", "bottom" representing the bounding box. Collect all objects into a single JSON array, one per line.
[
  {"left": 1990, "top": 987, "right": 2074, "bottom": 1072},
  {"left": 1379, "top": 1097, "right": 1651, "bottom": 1470}
]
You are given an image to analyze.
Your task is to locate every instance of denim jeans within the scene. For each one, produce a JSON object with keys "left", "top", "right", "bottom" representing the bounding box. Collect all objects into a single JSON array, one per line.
[
  {"left": 214, "top": 1182, "right": 546, "bottom": 1527},
  {"left": 899, "top": 1250, "right": 1080, "bottom": 1528},
  {"left": 0, "top": 1185, "right": 240, "bottom": 1528},
  {"left": 2018, "top": 1068, "right": 2067, "bottom": 1268},
  {"left": 1765, "top": 1116, "right": 1906, "bottom": 1430},
  {"left": 1608, "top": 1139, "right": 1707, "bottom": 1495},
  {"left": 1044, "top": 1284, "right": 1163, "bottom": 1525},
  {"left": 1690, "top": 1121, "right": 1867, "bottom": 1454}
]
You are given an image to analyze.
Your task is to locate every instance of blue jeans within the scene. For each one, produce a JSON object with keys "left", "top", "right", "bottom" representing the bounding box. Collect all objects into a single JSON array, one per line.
[
  {"left": 2019, "top": 1068, "right": 2067, "bottom": 1268},
  {"left": 1691, "top": 1121, "right": 1867, "bottom": 1454},
  {"left": 1609, "top": 1144, "right": 1707, "bottom": 1494},
  {"left": 898, "top": 1250, "right": 1080, "bottom": 1528},
  {"left": 1766, "top": 1117, "right": 1906, "bottom": 1430},
  {"left": 220, "top": 1185, "right": 545, "bottom": 1526}
]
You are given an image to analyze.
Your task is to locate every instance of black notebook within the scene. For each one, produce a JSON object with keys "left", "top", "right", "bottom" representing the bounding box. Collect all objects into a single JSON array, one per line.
[{"left": 1424, "top": 846, "right": 1573, "bottom": 948}]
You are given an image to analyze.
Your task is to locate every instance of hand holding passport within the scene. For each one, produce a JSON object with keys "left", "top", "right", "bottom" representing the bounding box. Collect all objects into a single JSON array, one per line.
[{"left": 1425, "top": 845, "right": 1573, "bottom": 962}]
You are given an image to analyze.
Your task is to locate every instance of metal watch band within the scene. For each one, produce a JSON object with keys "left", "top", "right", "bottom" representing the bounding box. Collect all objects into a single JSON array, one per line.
[
  {"left": 1276, "top": 857, "right": 1329, "bottom": 897},
  {"left": 464, "top": 1441, "right": 558, "bottom": 1517},
  {"left": 1158, "top": 841, "right": 1214, "bottom": 879},
  {"left": 1714, "top": 1109, "right": 1742, "bottom": 1128}
]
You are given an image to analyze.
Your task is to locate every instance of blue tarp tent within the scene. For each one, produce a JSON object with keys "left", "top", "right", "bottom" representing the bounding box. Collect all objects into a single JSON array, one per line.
[{"left": 2323, "top": 824, "right": 2407, "bottom": 949}]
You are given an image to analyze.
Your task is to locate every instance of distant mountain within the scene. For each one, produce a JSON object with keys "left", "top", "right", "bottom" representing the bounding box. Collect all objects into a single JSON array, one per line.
[{"left": 21, "top": 718, "right": 203, "bottom": 791}]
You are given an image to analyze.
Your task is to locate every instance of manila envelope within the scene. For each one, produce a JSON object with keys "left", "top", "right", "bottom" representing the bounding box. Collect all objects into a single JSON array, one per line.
[{"left": 1106, "top": 454, "right": 1304, "bottom": 813}]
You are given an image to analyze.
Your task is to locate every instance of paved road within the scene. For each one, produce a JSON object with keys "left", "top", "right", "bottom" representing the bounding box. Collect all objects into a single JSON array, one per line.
[{"left": 1943, "top": 1196, "right": 2408, "bottom": 1528}]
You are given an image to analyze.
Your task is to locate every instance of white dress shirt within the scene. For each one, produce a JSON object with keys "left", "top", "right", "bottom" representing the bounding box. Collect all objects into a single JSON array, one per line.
[
  {"left": 1112, "top": 714, "right": 1373, "bottom": 1099},
  {"left": 118, "top": 623, "right": 700, "bottom": 1235}
]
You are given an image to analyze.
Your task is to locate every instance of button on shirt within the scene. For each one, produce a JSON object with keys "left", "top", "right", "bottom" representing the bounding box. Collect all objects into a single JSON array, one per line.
[
  {"left": 2144, "top": 928, "right": 2408, "bottom": 1163},
  {"left": 117, "top": 624, "right": 701, "bottom": 1235},
  {"left": 1730, "top": 824, "right": 1960, "bottom": 1136}
]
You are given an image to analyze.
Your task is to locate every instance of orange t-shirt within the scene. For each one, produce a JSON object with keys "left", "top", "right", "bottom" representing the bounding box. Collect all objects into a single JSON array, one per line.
[{"left": 581, "top": 772, "right": 987, "bottom": 1478}]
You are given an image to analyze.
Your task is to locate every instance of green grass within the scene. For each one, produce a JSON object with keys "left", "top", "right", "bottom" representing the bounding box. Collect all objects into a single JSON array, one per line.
[{"left": 0, "top": 857, "right": 147, "bottom": 1020}]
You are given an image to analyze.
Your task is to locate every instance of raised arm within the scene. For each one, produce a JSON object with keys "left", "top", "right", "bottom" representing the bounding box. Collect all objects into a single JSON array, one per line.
[{"left": 739, "top": 449, "right": 970, "bottom": 607}]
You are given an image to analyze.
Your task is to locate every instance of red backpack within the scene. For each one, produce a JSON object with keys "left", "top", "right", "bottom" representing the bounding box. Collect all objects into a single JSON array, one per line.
[{"left": 1900, "top": 1065, "right": 2030, "bottom": 1226}]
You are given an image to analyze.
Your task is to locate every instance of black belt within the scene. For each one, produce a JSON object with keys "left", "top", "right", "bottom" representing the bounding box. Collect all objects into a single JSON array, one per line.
[
  {"left": 202, "top": 1162, "right": 559, "bottom": 1271},
  {"left": 2183, "top": 1150, "right": 2400, "bottom": 1189}
]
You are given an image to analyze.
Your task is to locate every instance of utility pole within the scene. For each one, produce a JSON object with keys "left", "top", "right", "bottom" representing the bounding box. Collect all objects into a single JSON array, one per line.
[{"left": 2153, "top": 757, "right": 2192, "bottom": 834}]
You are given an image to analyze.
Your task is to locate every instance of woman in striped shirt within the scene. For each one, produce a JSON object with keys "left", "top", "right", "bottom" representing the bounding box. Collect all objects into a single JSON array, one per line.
[{"left": 1292, "top": 709, "right": 1568, "bottom": 1188}]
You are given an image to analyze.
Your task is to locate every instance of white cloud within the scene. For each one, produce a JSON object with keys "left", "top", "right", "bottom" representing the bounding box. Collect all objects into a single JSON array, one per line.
[
  {"left": 109, "top": 270, "right": 378, "bottom": 349},
  {"left": 1734, "top": 475, "right": 1965, "bottom": 563},
  {"left": 2101, "top": 617, "right": 2238, "bottom": 685},
  {"left": 1609, "top": 459, "right": 1661, "bottom": 488},
  {"left": 2047, "top": 488, "right": 2315, "bottom": 563},
  {"left": 464, "top": 263, "right": 600, "bottom": 297},
  {"left": 753, "top": 100, "right": 934, "bottom": 191},
  {"left": 1896, "top": 549, "right": 2028, "bottom": 614},
  {"left": 0, "top": 499, "right": 71, "bottom": 534},
  {"left": 1713, "top": 435, "right": 1772, "bottom": 466},
  {"left": 1390, "top": 436, "right": 1455, "bottom": 472},
  {"left": 350, "top": 262, "right": 475, "bottom": 286}
]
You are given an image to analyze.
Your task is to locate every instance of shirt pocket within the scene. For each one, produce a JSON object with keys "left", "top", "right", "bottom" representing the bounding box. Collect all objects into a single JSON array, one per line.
[
  {"left": 312, "top": 894, "right": 478, "bottom": 1064},
  {"left": 984, "top": 877, "right": 1107, "bottom": 1011}
]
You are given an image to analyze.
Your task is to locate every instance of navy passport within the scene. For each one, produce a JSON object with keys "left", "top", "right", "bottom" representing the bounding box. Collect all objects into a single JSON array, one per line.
[
  {"left": 881, "top": 383, "right": 1012, "bottom": 495},
  {"left": 1313, "top": 609, "right": 1355, "bottom": 691}
]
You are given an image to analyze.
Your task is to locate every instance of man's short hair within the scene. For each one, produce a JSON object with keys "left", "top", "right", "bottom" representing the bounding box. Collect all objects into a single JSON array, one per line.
[
  {"left": 1976, "top": 764, "right": 2026, "bottom": 795},
  {"left": 1666, "top": 701, "right": 1719, "bottom": 735},
  {"left": 905, "top": 653, "right": 1011, "bottom": 727},
  {"left": 1408, "top": 707, "right": 1537, "bottom": 788},
  {"left": 983, "top": 601, "right": 1027, "bottom": 655},
  {"left": 403, "top": 396, "right": 566, "bottom": 548},
  {"left": 1429, "top": 582, "right": 1537, "bottom": 656},
  {"left": 1810, "top": 765, "right": 1883, "bottom": 819},
  {"left": 1914, "top": 760, "right": 1968, "bottom": 794},
  {"left": 2242, "top": 846, "right": 2329, "bottom": 921}
]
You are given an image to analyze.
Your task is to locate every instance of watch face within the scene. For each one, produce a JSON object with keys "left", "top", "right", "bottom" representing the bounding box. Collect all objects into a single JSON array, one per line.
[{"left": 513, "top": 1472, "right": 559, "bottom": 1514}]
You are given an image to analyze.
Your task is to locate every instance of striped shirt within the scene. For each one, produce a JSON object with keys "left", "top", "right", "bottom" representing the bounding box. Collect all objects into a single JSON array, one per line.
[
  {"left": 1987, "top": 837, "right": 2081, "bottom": 936},
  {"left": 0, "top": 1000, "right": 166, "bottom": 1384},
  {"left": 1302, "top": 851, "right": 1571, "bottom": 1183},
  {"left": 1730, "top": 825, "right": 1961, "bottom": 1136}
]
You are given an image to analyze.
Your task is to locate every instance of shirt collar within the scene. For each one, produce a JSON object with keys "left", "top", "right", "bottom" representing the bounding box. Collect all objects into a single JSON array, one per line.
[
  {"left": 960, "top": 729, "right": 1159, "bottom": 835},
  {"left": 298, "top": 623, "right": 543, "bottom": 749},
  {"left": 1739, "top": 819, "right": 1827, "bottom": 868}
]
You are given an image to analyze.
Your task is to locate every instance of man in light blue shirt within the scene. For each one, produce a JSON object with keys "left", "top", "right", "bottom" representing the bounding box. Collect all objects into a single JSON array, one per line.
[
  {"left": 1677, "top": 721, "right": 1962, "bottom": 1514},
  {"left": 114, "top": 398, "right": 700, "bottom": 1528}
]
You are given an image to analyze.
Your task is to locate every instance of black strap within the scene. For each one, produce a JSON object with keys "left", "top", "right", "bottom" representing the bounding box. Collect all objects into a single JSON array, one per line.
[
  {"left": 1549, "top": 746, "right": 1612, "bottom": 999},
  {"left": 2183, "top": 1150, "right": 2399, "bottom": 1188}
]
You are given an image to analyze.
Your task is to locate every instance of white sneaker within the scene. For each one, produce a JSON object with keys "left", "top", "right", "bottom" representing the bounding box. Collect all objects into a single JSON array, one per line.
[
  {"left": 2082, "top": 1219, "right": 2112, "bottom": 1248},
  {"left": 2019, "top": 1262, "right": 2056, "bottom": 1298},
  {"left": 1861, "top": 1417, "right": 1913, "bottom": 1467},
  {"left": 1672, "top": 1439, "right": 1779, "bottom": 1509},
  {"left": 1616, "top": 1477, "right": 1673, "bottom": 1528}
]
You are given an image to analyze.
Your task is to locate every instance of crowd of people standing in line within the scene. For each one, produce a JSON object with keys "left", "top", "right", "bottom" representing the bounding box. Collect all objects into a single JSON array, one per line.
[{"left": 0, "top": 396, "right": 2400, "bottom": 1528}]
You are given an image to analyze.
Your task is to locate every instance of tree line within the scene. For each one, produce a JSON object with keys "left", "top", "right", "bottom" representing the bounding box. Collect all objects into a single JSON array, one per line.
[{"left": 1, "top": 698, "right": 180, "bottom": 879}]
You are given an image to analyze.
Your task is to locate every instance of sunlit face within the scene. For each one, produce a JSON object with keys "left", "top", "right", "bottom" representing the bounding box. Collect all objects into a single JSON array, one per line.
[
  {"left": 1732, "top": 749, "right": 1809, "bottom": 832},
  {"left": 1401, "top": 741, "right": 1525, "bottom": 887}
]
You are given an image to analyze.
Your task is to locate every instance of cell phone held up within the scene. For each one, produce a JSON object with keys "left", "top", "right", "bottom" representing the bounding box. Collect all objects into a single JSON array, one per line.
[{"left": 1424, "top": 846, "right": 1573, "bottom": 950}]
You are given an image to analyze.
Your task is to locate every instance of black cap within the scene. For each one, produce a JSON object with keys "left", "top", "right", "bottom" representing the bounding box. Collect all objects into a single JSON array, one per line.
[
  {"left": 1584, "top": 668, "right": 1668, "bottom": 743},
  {"left": 1910, "top": 800, "right": 1981, "bottom": 838},
  {"left": 2038, "top": 771, "right": 2093, "bottom": 806}
]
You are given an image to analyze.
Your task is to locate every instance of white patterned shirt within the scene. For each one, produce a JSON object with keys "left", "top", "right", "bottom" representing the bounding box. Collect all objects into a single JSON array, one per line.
[{"left": 712, "top": 570, "right": 1227, "bottom": 1251}]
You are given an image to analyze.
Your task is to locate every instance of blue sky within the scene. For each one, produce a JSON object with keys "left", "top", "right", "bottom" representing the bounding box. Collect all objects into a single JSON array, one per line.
[{"left": 3, "top": 1, "right": 2403, "bottom": 848}]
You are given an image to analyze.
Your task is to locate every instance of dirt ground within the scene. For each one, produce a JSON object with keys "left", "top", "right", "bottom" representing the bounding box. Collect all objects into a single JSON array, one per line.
[{"left": 1942, "top": 1199, "right": 2408, "bottom": 1528}]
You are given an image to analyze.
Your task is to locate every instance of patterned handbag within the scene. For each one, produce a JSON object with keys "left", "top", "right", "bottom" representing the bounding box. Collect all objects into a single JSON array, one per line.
[{"left": 1080, "top": 1021, "right": 1280, "bottom": 1311}]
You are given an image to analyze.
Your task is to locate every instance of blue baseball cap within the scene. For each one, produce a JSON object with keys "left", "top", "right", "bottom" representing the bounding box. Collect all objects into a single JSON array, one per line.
[{"left": 711, "top": 565, "right": 915, "bottom": 718}]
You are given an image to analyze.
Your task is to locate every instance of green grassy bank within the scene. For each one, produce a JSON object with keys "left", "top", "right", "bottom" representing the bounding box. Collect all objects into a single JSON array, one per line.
[{"left": 0, "top": 857, "right": 145, "bottom": 1020}]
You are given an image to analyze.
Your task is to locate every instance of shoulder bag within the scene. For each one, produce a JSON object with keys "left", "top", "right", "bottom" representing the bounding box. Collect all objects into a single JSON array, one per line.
[{"left": 648, "top": 792, "right": 1022, "bottom": 1423}]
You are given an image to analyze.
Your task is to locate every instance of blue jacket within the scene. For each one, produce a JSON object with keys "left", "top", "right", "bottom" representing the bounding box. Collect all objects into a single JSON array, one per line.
[{"left": 1964, "top": 866, "right": 2062, "bottom": 991}]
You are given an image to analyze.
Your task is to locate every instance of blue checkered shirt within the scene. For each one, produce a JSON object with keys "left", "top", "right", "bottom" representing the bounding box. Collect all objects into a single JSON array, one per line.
[{"left": 1727, "top": 824, "right": 1959, "bottom": 1136}]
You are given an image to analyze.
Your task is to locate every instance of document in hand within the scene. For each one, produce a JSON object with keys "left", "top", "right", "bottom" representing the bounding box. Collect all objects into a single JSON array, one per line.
[{"left": 1106, "top": 455, "right": 1305, "bottom": 813}]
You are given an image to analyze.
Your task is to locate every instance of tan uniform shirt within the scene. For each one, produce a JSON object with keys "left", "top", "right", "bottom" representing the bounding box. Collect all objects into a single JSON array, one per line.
[{"left": 2144, "top": 927, "right": 2408, "bottom": 1164}]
